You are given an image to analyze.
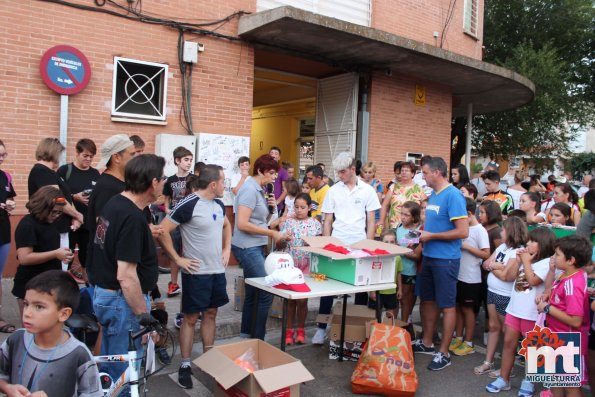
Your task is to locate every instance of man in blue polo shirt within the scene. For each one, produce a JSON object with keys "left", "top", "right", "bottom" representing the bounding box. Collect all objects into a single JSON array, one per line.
[{"left": 412, "top": 156, "right": 469, "bottom": 371}]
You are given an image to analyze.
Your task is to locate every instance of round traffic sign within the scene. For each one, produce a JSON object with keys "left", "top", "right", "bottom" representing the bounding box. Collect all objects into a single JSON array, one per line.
[{"left": 40, "top": 45, "right": 91, "bottom": 95}]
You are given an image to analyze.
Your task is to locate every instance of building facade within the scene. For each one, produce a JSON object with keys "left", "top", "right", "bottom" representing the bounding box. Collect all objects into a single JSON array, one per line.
[{"left": 0, "top": 0, "right": 533, "bottom": 274}]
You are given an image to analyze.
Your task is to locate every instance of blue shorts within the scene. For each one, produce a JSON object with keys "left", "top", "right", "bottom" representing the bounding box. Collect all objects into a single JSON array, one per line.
[
  {"left": 418, "top": 256, "right": 460, "bottom": 309},
  {"left": 181, "top": 272, "right": 229, "bottom": 313}
]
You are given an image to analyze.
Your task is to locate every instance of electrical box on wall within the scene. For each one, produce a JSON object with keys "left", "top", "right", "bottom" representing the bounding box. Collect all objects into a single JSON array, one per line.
[{"left": 183, "top": 41, "right": 198, "bottom": 64}]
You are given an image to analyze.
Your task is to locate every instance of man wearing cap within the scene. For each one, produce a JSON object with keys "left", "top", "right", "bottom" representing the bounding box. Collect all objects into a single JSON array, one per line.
[
  {"left": 157, "top": 165, "right": 231, "bottom": 390},
  {"left": 92, "top": 154, "right": 165, "bottom": 395},
  {"left": 86, "top": 134, "right": 137, "bottom": 284},
  {"left": 311, "top": 152, "right": 381, "bottom": 345}
]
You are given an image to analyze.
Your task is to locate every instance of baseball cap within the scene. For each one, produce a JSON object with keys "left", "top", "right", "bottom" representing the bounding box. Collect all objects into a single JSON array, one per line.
[
  {"left": 486, "top": 161, "right": 500, "bottom": 171},
  {"left": 96, "top": 134, "right": 134, "bottom": 169},
  {"left": 265, "top": 267, "right": 311, "bottom": 293}
]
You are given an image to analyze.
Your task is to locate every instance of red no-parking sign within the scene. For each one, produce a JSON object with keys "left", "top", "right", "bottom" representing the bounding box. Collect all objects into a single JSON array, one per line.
[{"left": 40, "top": 45, "right": 91, "bottom": 95}]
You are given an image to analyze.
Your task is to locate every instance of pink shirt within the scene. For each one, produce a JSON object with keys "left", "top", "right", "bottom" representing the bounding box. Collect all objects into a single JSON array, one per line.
[{"left": 547, "top": 269, "right": 589, "bottom": 356}]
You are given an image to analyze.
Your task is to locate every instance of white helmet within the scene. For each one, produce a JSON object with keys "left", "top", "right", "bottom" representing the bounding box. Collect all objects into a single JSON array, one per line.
[{"left": 264, "top": 252, "right": 294, "bottom": 275}]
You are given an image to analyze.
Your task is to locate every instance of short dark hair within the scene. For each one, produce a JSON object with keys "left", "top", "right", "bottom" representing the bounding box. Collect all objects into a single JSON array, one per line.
[
  {"left": 26, "top": 186, "right": 66, "bottom": 222},
  {"left": 400, "top": 161, "right": 417, "bottom": 173},
  {"left": 584, "top": 189, "right": 595, "bottom": 213},
  {"left": 253, "top": 154, "right": 279, "bottom": 176},
  {"left": 173, "top": 146, "right": 193, "bottom": 161},
  {"left": 124, "top": 154, "right": 166, "bottom": 194},
  {"left": 420, "top": 155, "right": 432, "bottom": 167},
  {"left": 425, "top": 156, "right": 448, "bottom": 178},
  {"left": 270, "top": 146, "right": 281, "bottom": 155},
  {"left": 196, "top": 164, "right": 223, "bottom": 189},
  {"left": 460, "top": 183, "right": 478, "bottom": 200},
  {"left": 555, "top": 235, "right": 593, "bottom": 268},
  {"left": 75, "top": 139, "right": 97, "bottom": 155},
  {"left": 393, "top": 161, "right": 404, "bottom": 173},
  {"left": 306, "top": 165, "right": 324, "bottom": 178},
  {"left": 25, "top": 270, "right": 80, "bottom": 311},
  {"left": 508, "top": 209, "right": 527, "bottom": 222},
  {"left": 194, "top": 161, "right": 206, "bottom": 174},
  {"left": 129, "top": 135, "right": 145, "bottom": 149},
  {"left": 465, "top": 197, "right": 477, "bottom": 214},
  {"left": 237, "top": 156, "right": 250, "bottom": 166},
  {"left": 482, "top": 170, "right": 501, "bottom": 183},
  {"left": 480, "top": 200, "right": 503, "bottom": 225}
]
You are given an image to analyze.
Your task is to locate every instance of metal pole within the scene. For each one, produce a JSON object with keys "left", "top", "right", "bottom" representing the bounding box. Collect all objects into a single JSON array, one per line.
[
  {"left": 465, "top": 103, "right": 473, "bottom": 172},
  {"left": 59, "top": 94, "right": 69, "bottom": 166}
]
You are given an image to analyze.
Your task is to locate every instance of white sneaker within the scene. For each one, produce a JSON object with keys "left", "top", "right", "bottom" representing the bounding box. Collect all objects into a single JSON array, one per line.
[{"left": 312, "top": 328, "right": 327, "bottom": 345}]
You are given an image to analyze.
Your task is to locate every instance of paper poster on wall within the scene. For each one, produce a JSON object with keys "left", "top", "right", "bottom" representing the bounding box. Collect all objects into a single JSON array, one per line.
[{"left": 196, "top": 132, "right": 250, "bottom": 205}]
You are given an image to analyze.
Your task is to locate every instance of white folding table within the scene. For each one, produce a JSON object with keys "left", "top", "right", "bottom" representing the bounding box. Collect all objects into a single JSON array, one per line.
[{"left": 245, "top": 276, "right": 396, "bottom": 360}]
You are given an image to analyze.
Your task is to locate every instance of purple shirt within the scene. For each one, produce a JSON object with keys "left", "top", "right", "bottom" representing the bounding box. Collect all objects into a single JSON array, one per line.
[{"left": 274, "top": 166, "right": 289, "bottom": 212}]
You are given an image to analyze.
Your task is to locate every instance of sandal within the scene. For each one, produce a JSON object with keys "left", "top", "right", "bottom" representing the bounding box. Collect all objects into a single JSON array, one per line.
[
  {"left": 474, "top": 361, "right": 494, "bottom": 375},
  {"left": 0, "top": 321, "right": 16, "bottom": 333},
  {"left": 488, "top": 368, "right": 516, "bottom": 379}
]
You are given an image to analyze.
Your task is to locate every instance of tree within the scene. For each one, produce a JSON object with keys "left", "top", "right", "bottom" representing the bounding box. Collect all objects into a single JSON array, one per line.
[{"left": 451, "top": 0, "right": 594, "bottom": 163}]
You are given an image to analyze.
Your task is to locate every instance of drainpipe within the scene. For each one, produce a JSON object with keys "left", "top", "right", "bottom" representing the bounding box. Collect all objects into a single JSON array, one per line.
[
  {"left": 357, "top": 73, "right": 370, "bottom": 162},
  {"left": 465, "top": 103, "right": 473, "bottom": 172}
]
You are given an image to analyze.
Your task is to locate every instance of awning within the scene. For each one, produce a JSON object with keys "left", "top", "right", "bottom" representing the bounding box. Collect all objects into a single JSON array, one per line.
[{"left": 238, "top": 6, "right": 535, "bottom": 117}]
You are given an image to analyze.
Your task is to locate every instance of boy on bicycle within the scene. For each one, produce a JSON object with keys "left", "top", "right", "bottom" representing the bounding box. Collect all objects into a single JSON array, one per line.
[{"left": 0, "top": 270, "right": 101, "bottom": 397}]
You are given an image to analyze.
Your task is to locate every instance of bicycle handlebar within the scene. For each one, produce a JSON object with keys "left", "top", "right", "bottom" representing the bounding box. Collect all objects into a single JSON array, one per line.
[{"left": 131, "top": 314, "right": 163, "bottom": 341}]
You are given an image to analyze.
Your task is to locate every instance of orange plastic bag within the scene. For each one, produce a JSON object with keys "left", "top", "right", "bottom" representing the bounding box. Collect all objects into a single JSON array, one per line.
[{"left": 351, "top": 321, "right": 418, "bottom": 396}]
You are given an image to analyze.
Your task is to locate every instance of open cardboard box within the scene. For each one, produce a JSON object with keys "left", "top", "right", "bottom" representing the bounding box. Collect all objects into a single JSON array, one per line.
[
  {"left": 194, "top": 339, "right": 314, "bottom": 397},
  {"left": 299, "top": 236, "right": 410, "bottom": 286}
]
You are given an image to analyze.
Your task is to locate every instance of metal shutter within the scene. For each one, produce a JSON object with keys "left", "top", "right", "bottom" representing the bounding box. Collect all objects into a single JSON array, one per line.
[
  {"left": 256, "top": 0, "right": 371, "bottom": 27},
  {"left": 314, "top": 73, "right": 359, "bottom": 177}
]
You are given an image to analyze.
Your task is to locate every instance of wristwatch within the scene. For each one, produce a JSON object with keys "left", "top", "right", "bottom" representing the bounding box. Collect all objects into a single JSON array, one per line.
[{"left": 543, "top": 304, "right": 551, "bottom": 314}]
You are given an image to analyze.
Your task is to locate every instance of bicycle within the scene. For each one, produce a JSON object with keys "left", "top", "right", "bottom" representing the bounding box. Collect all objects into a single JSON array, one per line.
[{"left": 67, "top": 313, "right": 175, "bottom": 397}]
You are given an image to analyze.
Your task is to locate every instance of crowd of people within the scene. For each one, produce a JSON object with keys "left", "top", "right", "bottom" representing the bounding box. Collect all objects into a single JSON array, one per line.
[{"left": 0, "top": 135, "right": 593, "bottom": 397}]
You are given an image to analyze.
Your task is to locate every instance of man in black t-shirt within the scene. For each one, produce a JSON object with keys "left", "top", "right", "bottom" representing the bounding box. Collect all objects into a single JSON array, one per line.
[
  {"left": 57, "top": 139, "right": 100, "bottom": 279},
  {"left": 92, "top": 154, "right": 166, "bottom": 390},
  {"left": 86, "top": 134, "right": 136, "bottom": 284}
]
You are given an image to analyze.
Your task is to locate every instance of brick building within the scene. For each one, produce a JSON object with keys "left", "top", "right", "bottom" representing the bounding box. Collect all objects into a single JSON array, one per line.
[{"left": 0, "top": 0, "right": 533, "bottom": 274}]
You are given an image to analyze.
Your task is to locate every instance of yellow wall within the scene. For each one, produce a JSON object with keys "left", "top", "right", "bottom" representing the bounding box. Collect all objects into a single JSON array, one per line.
[{"left": 251, "top": 100, "right": 315, "bottom": 168}]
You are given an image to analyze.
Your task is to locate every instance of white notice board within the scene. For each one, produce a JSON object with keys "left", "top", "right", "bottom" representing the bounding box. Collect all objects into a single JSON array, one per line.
[{"left": 196, "top": 133, "right": 250, "bottom": 205}]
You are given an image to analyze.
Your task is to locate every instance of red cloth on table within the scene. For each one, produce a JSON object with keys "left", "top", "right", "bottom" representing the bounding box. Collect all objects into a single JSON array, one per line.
[
  {"left": 361, "top": 248, "right": 390, "bottom": 256},
  {"left": 322, "top": 244, "right": 350, "bottom": 254}
]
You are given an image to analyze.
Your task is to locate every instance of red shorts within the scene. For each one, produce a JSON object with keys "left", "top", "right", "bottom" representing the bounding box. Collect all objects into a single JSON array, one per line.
[{"left": 504, "top": 313, "right": 536, "bottom": 336}]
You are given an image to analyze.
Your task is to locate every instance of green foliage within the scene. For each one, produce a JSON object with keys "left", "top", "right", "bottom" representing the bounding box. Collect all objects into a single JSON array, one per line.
[
  {"left": 471, "top": 0, "right": 594, "bottom": 160},
  {"left": 568, "top": 152, "right": 595, "bottom": 178}
]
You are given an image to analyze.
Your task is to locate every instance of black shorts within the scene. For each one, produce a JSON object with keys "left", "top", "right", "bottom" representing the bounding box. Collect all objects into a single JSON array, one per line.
[
  {"left": 456, "top": 281, "right": 482, "bottom": 307},
  {"left": 181, "top": 272, "right": 229, "bottom": 313},
  {"left": 589, "top": 309, "right": 595, "bottom": 350},
  {"left": 368, "top": 293, "right": 398, "bottom": 310},
  {"left": 402, "top": 275, "right": 416, "bottom": 285}
]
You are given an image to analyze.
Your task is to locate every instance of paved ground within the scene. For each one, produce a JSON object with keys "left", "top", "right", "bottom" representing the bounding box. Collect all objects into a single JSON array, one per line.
[{"left": 0, "top": 266, "right": 592, "bottom": 396}]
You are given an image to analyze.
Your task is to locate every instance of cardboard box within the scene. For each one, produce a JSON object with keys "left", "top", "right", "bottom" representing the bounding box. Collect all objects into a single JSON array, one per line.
[
  {"left": 269, "top": 296, "right": 284, "bottom": 319},
  {"left": 194, "top": 339, "right": 314, "bottom": 397},
  {"left": 300, "top": 236, "right": 409, "bottom": 286},
  {"left": 327, "top": 302, "right": 377, "bottom": 342},
  {"left": 328, "top": 339, "right": 364, "bottom": 362},
  {"left": 234, "top": 276, "right": 245, "bottom": 312}
]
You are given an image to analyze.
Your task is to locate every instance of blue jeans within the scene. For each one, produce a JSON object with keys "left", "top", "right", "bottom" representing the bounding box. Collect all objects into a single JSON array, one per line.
[
  {"left": 93, "top": 287, "right": 150, "bottom": 395},
  {"left": 232, "top": 245, "right": 272, "bottom": 340},
  {"left": 0, "top": 243, "right": 10, "bottom": 276}
]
